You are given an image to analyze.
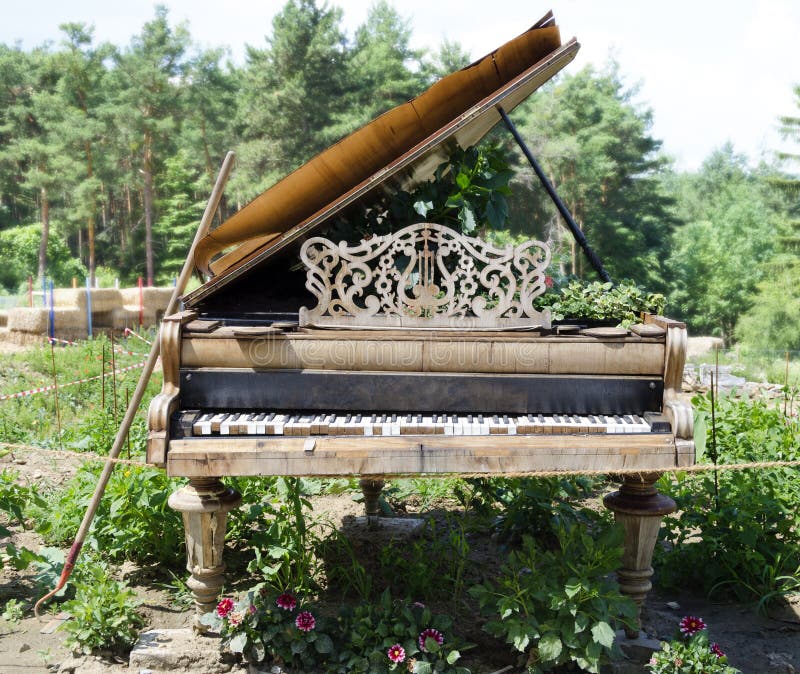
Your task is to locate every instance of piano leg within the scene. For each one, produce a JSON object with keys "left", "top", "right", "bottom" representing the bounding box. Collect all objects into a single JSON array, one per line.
[
  {"left": 168, "top": 477, "right": 242, "bottom": 622},
  {"left": 359, "top": 478, "right": 385, "bottom": 529},
  {"left": 603, "top": 474, "right": 676, "bottom": 638}
]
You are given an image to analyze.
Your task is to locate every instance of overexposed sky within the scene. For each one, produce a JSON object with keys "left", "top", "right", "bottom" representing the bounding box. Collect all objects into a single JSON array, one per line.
[{"left": 2, "top": 0, "right": 799, "bottom": 171}]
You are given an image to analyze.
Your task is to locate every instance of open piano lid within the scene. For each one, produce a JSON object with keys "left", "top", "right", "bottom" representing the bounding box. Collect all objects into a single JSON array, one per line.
[{"left": 186, "top": 11, "right": 579, "bottom": 307}]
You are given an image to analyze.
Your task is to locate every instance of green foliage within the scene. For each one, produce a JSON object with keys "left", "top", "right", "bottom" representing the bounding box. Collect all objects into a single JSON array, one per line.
[
  {"left": 241, "top": 477, "right": 321, "bottom": 594},
  {"left": 0, "top": 222, "right": 85, "bottom": 291},
  {"left": 1, "top": 598, "right": 25, "bottom": 626},
  {"left": 35, "top": 464, "right": 185, "bottom": 565},
  {"left": 736, "top": 256, "right": 800, "bottom": 351},
  {"left": 534, "top": 279, "right": 665, "bottom": 324},
  {"left": 470, "top": 525, "right": 636, "bottom": 674},
  {"left": 0, "top": 469, "right": 47, "bottom": 570},
  {"left": 201, "top": 588, "right": 335, "bottom": 669},
  {"left": 512, "top": 63, "right": 677, "bottom": 291},
  {"left": 466, "top": 476, "right": 603, "bottom": 546},
  {"left": 666, "top": 146, "right": 783, "bottom": 338},
  {"left": 332, "top": 589, "right": 471, "bottom": 674},
  {"left": 330, "top": 144, "right": 513, "bottom": 240},
  {"left": 647, "top": 620, "right": 740, "bottom": 674},
  {"left": 657, "top": 392, "right": 800, "bottom": 607},
  {"left": 60, "top": 560, "right": 143, "bottom": 654}
]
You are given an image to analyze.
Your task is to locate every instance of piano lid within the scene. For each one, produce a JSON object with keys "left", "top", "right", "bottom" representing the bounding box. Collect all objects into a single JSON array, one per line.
[{"left": 186, "top": 11, "right": 579, "bottom": 307}]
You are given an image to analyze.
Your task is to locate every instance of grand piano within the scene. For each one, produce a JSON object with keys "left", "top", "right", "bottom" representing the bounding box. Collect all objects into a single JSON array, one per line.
[{"left": 147, "top": 12, "right": 694, "bottom": 638}]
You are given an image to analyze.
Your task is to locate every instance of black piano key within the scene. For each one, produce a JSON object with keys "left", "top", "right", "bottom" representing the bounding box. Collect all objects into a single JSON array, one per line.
[{"left": 354, "top": 414, "right": 362, "bottom": 423}]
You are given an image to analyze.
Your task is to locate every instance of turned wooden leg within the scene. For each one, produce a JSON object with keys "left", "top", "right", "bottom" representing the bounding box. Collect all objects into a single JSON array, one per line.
[
  {"left": 359, "top": 478, "right": 385, "bottom": 529},
  {"left": 168, "top": 477, "right": 241, "bottom": 620},
  {"left": 603, "top": 474, "right": 676, "bottom": 638}
]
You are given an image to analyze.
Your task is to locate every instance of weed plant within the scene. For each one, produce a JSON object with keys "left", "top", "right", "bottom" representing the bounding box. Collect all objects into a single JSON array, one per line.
[
  {"left": 470, "top": 524, "right": 636, "bottom": 674},
  {"left": 657, "top": 391, "right": 800, "bottom": 607},
  {"left": 60, "top": 559, "right": 143, "bottom": 655}
]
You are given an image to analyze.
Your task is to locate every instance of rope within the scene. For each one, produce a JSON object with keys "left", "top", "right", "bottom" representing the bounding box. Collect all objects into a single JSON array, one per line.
[
  {"left": 123, "top": 328, "right": 153, "bottom": 345},
  {"left": 1, "top": 441, "right": 798, "bottom": 477},
  {"left": 0, "top": 359, "right": 153, "bottom": 401},
  {"left": 0, "top": 442, "right": 148, "bottom": 467}
]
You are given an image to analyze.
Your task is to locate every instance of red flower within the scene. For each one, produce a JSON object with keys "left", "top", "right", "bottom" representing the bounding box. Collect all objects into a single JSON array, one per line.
[
  {"left": 679, "top": 615, "right": 707, "bottom": 636},
  {"left": 295, "top": 610, "right": 316, "bottom": 632},
  {"left": 710, "top": 642, "right": 725, "bottom": 658},
  {"left": 544, "top": 275, "right": 554, "bottom": 288},
  {"left": 387, "top": 644, "right": 405, "bottom": 663},
  {"left": 418, "top": 627, "right": 444, "bottom": 652},
  {"left": 216, "top": 597, "right": 234, "bottom": 618},
  {"left": 276, "top": 593, "right": 297, "bottom": 611}
]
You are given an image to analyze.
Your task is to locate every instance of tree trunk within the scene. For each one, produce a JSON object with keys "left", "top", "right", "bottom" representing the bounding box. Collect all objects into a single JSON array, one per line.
[
  {"left": 86, "top": 142, "right": 96, "bottom": 287},
  {"left": 143, "top": 133, "right": 155, "bottom": 286},
  {"left": 38, "top": 186, "right": 49, "bottom": 282}
]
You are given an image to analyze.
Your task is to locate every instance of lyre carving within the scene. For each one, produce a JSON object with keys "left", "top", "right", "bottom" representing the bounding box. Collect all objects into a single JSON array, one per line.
[{"left": 299, "top": 223, "right": 551, "bottom": 329}]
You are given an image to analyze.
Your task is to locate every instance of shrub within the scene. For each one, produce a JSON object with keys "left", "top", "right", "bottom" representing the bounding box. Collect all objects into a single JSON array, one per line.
[
  {"left": 470, "top": 524, "right": 636, "bottom": 674},
  {"left": 60, "top": 560, "right": 143, "bottom": 654},
  {"left": 657, "top": 392, "right": 800, "bottom": 606}
]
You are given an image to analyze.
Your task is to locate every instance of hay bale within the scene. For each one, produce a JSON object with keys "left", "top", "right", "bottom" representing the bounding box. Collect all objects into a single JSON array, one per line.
[
  {"left": 86, "top": 288, "right": 123, "bottom": 313},
  {"left": 0, "top": 310, "right": 7, "bottom": 328},
  {"left": 120, "top": 287, "right": 171, "bottom": 312},
  {"left": 8, "top": 308, "right": 49, "bottom": 333},
  {"left": 52, "top": 288, "right": 84, "bottom": 309}
]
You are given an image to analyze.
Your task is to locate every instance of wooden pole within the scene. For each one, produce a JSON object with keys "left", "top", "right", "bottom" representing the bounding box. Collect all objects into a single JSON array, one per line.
[
  {"left": 110, "top": 330, "right": 118, "bottom": 428},
  {"left": 34, "top": 150, "right": 236, "bottom": 616},
  {"left": 49, "top": 342, "right": 64, "bottom": 453}
]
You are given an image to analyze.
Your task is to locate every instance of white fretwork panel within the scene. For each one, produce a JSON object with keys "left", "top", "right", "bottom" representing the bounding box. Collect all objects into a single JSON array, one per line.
[{"left": 299, "top": 223, "right": 551, "bottom": 330}]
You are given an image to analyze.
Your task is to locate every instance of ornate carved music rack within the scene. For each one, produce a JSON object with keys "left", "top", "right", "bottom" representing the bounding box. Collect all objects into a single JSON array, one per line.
[{"left": 299, "top": 222, "right": 552, "bottom": 330}]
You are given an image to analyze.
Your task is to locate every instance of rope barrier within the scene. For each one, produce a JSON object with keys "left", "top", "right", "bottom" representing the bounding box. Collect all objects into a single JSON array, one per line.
[
  {"left": 0, "top": 359, "right": 151, "bottom": 401},
  {"left": 123, "top": 328, "right": 153, "bottom": 346},
  {"left": 1, "top": 441, "right": 798, "bottom": 477},
  {"left": 47, "top": 336, "right": 147, "bottom": 357},
  {"left": 0, "top": 442, "right": 148, "bottom": 467}
]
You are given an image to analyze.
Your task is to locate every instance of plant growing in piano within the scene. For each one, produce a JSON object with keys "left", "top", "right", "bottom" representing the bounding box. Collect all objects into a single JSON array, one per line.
[
  {"left": 645, "top": 616, "right": 740, "bottom": 673},
  {"left": 534, "top": 279, "right": 665, "bottom": 325},
  {"left": 469, "top": 524, "right": 636, "bottom": 673},
  {"left": 328, "top": 144, "right": 513, "bottom": 241}
]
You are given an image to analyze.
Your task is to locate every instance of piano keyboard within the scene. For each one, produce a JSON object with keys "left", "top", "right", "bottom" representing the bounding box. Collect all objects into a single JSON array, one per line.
[{"left": 181, "top": 412, "right": 661, "bottom": 438}]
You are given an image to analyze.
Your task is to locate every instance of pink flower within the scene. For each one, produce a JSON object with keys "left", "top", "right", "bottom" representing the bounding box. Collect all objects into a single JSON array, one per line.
[
  {"left": 545, "top": 275, "right": 554, "bottom": 288},
  {"left": 710, "top": 642, "right": 725, "bottom": 658},
  {"left": 216, "top": 597, "right": 234, "bottom": 618},
  {"left": 674, "top": 658, "right": 683, "bottom": 667},
  {"left": 387, "top": 644, "right": 405, "bottom": 663},
  {"left": 649, "top": 658, "right": 657, "bottom": 665},
  {"left": 295, "top": 610, "right": 316, "bottom": 632},
  {"left": 228, "top": 611, "right": 243, "bottom": 627},
  {"left": 249, "top": 605, "right": 257, "bottom": 614},
  {"left": 418, "top": 627, "right": 444, "bottom": 652},
  {"left": 412, "top": 602, "right": 425, "bottom": 609},
  {"left": 276, "top": 593, "right": 297, "bottom": 611},
  {"left": 679, "top": 615, "right": 706, "bottom": 636}
]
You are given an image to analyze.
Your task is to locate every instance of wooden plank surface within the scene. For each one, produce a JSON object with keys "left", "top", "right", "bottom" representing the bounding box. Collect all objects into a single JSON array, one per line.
[
  {"left": 182, "top": 336, "right": 665, "bottom": 376},
  {"left": 166, "top": 432, "right": 679, "bottom": 477}
]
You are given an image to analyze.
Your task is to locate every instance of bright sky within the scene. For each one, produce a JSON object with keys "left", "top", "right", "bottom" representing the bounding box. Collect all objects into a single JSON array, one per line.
[{"left": 2, "top": 0, "right": 799, "bottom": 171}]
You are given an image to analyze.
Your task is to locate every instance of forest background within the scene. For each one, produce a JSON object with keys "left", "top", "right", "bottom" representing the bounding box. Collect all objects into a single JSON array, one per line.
[{"left": 1, "top": 0, "right": 799, "bottom": 352}]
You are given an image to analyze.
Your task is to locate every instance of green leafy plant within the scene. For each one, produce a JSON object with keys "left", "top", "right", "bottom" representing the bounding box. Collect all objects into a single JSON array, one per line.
[
  {"left": 0, "top": 470, "right": 46, "bottom": 570},
  {"left": 200, "top": 588, "right": 334, "bottom": 669},
  {"left": 330, "top": 144, "right": 513, "bottom": 240},
  {"left": 534, "top": 280, "right": 665, "bottom": 325},
  {"left": 60, "top": 560, "right": 143, "bottom": 654},
  {"left": 243, "top": 478, "right": 322, "bottom": 594},
  {"left": 470, "top": 524, "right": 636, "bottom": 673},
  {"left": 657, "top": 393, "right": 800, "bottom": 608},
  {"left": 332, "top": 589, "right": 471, "bottom": 674},
  {"left": 646, "top": 616, "right": 740, "bottom": 673},
  {"left": 1, "top": 598, "right": 25, "bottom": 626}
]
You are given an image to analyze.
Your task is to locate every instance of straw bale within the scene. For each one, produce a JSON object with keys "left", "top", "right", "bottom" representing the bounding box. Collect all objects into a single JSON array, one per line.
[
  {"left": 8, "top": 308, "right": 49, "bottom": 333},
  {"left": 120, "top": 287, "right": 171, "bottom": 312},
  {"left": 86, "top": 288, "right": 123, "bottom": 313},
  {"left": 0, "top": 311, "right": 7, "bottom": 328},
  {"left": 52, "top": 288, "right": 84, "bottom": 309},
  {"left": 111, "top": 306, "right": 160, "bottom": 330}
]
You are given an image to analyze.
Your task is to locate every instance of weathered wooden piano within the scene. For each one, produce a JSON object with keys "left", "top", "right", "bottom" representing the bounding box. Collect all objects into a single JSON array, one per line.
[{"left": 147, "top": 12, "right": 693, "bottom": 638}]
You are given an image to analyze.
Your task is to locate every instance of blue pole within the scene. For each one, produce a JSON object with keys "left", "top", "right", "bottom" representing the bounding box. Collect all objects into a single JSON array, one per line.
[
  {"left": 85, "top": 277, "right": 93, "bottom": 339},
  {"left": 48, "top": 280, "right": 55, "bottom": 339}
]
